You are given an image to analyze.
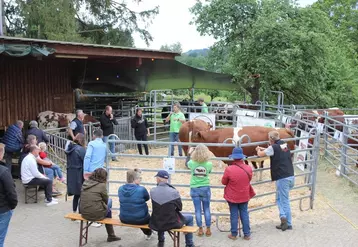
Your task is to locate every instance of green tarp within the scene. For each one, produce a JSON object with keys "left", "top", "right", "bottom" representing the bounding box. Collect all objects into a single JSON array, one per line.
[{"left": 0, "top": 44, "right": 55, "bottom": 57}]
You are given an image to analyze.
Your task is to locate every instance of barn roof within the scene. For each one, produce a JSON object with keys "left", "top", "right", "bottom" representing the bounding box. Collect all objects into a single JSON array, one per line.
[{"left": 0, "top": 36, "right": 178, "bottom": 60}]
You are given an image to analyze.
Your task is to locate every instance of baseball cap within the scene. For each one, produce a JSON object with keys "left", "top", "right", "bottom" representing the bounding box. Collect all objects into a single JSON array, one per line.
[{"left": 154, "top": 170, "right": 169, "bottom": 179}]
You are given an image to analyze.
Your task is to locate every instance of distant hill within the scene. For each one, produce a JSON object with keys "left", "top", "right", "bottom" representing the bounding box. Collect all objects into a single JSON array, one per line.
[{"left": 183, "top": 48, "right": 209, "bottom": 57}]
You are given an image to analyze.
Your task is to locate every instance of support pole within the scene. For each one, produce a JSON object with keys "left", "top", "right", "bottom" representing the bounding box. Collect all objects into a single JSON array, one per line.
[{"left": 339, "top": 125, "right": 348, "bottom": 176}]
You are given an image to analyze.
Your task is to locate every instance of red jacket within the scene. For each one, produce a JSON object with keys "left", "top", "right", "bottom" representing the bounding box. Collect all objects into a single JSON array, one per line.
[{"left": 221, "top": 160, "right": 255, "bottom": 203}]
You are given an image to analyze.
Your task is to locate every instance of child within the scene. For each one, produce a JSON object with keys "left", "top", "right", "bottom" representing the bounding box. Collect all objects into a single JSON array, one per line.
[
  {"left": 38, "top": 142, "right": 65, "bottom": 183},
  {"left": 187, "top": 144, "right": 213, "bottom": 237}
]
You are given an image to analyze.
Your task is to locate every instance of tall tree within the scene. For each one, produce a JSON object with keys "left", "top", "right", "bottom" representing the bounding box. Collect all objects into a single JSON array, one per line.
[
  {"left": 160, "top": 42, "right": 183, "bottom": 53},
  {"left": 191, "top": 0, "right": 358, "bottom": 107}
]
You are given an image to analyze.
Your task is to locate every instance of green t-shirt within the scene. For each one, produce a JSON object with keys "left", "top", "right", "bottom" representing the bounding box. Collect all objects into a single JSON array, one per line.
[
  {"left": 201, "top": 103, "right": 209, "bottom": 113},
  {"left": 188, "top": 160, "right": 212, "bottom": 188},
  {"left": 169, "top": 112, "right": 185, "bottom": 133}
]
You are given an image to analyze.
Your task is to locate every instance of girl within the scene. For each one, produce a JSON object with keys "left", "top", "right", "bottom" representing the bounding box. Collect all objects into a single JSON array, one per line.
[
  {"left": 187, "top": 144, "right": 213, "bottom": 237},
  {"left": 131, "top": 108, "right": 150, "bottom": 155},
  {"left": 38, "top": 142, "right": 65, "bottom": 183}
]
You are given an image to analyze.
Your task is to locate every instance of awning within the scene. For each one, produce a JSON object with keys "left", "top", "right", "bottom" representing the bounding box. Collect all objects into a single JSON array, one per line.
[{"left": 0, "top": 44, "right": 55, "bottom": 57}]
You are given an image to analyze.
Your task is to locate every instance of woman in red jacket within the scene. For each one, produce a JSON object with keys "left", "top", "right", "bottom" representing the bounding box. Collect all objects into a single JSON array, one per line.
[{"left": 222, "top": 147, "right": 256, "bottom": 240}]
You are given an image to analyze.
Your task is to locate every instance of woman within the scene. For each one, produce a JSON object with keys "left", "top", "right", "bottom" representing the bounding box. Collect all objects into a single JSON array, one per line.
[
  {"left": 165, "top": 103, "right": 185, "bottom": 156},
  {"left": 80, "top": 168, "right": 121, "bottom": 243},
  {"left": 118, "top": 169, "right": 152, "bottom": 239},
  {"left": 222, "top": 147, "right": 256, "bottom": 240},
  {"left": 131, "top": 108, "right": 150, "bottom": 155},
  {"left": 65, "top": 134, "right": 86, "bottom": 214},
  {"left": 188, "top": 144, "right": 213, "bottom": 237}
]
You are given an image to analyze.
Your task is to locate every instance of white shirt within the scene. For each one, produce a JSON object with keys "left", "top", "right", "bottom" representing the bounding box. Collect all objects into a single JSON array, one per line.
[{"left": 21, "top": 153, "right": 47, "bottom": 184}]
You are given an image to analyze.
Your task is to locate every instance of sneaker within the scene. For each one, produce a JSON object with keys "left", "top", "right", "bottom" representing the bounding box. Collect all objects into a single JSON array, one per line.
[
  {"left": 46, "top": 200, "right": 59, "bottom": 206},
  {"left": 243, "top": 235, "right": 251, "bottom": 240},
  {"left": 145, "top": 234, "right": 152, "bottom": 240},
  {"left": 91, "top": 222, "right": 102, "bottom": 228},
  {"left": 58, "top": 177, "right": 66, "bottom": 183},
  {"left": 45, "top": 198, "right": 58, "bottom": 203},
  {"left": 228, "top": 234, "right": 237, "bottom": 240},
  {"left": 197, "top": 227, "right": 204, "bottom": 237},
  {"left": 276, "top": 225, "right": 293, "bottom": 230}
]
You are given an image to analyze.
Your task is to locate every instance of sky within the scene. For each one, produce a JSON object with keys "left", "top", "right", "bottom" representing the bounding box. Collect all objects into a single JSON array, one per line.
[{"left": 131, "top": 0, "right": 317, "bottom": 52}]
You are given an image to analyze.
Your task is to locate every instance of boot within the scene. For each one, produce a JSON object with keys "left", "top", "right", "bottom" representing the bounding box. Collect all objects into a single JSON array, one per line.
[
  {"left": 205, "top": 227, "right": 212, "bottom": 237},
  {"left": 277, "top": 217, "right": 289, "bottom": 231},
  {"left": 105, "top": 224, "right": 121, "bottom": 242},
  {"left": 197, "top": 227, "right": 204, "bottom": 237}
]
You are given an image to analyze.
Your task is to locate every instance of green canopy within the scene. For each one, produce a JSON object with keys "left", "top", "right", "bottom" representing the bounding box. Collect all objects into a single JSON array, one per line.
[
  {"left": 0, "top": 44, "right": 55, "bottom": 57},
  {"left": 141, "top": 59, "right": 236, "bottom": 91}
]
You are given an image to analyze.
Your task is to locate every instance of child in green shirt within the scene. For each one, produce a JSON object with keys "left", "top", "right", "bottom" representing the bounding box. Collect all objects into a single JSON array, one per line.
[{"left": 187, "top": 144, "right": 213, "bottom": 237}]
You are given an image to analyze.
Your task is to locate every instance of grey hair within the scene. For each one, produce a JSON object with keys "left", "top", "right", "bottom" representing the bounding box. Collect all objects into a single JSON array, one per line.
[
  {"left": 76, "top": 109, "right": 83, "bottom": 117},
  {"left": 93, "top": 129, "right": 103, "bottom": 138},
  {"left": 27, "top": 134, "right": 37, "bottom": 144},
  {"left": 16, "top": 120, "right": 24, "bottom": 127},
  {"left": 268, "top": 131, "right": 280, "bottom": 141},
  {"left": 29, "top": 120, "right": 38, "bottom": 128},
  {"left": 126, "top": 169, "right": 141, "bottom": 183},
  {"left": 157, "top": 177, "right": 168, "bottom": 183}
]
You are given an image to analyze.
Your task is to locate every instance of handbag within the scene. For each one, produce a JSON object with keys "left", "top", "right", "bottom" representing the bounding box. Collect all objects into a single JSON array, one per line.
[{"left": 236, "top": 164, "right": 256, "bottom": 198}]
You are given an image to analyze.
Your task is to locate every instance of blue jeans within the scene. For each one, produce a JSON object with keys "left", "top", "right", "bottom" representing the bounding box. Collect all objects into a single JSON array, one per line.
[
  {"left": 158, "top": 214, "right": 193, "bottom": 246},
  {"left": 0, "top": 210, "right": 13, "bottom": 247},
  {"left": 50, "top": 164, "right": 63, "bottom": 179},
  {"left": 103, "top": 136, "right": 115, "bottom": 155},
  {"left": 276, "top": 176, "right": 295, "bottom": 226},
  {"left": 169, "top": 132, "right": 182, "bottom": 156},
  {"left": 44, "top": 167, "right": 54, "bottom": 181},
  {"left": 190, "top": 187, "right": 211, "bottom": 227},
  {"left": 106, "top": 199, "right": 112, "bottom": 218},
  {"left": 228, "top": 202, "right": 250, "bottom": 237}
]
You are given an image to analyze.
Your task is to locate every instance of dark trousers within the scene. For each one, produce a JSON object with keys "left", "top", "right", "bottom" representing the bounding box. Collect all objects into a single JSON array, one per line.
[
  {"left": 26, "top": 178, "right": 53, "bottom": 201},
  {"left": 73, "top": 195, "right": 81, "bottom": 212},
  {"left": 135, "top": 134, "right": 149, "bottom": 155},
  {"left": 121, "top": 217, "right": 152, "bottom": 236},
  {"left": 4, "top": 152, "right": 14, "bottom": 171}
]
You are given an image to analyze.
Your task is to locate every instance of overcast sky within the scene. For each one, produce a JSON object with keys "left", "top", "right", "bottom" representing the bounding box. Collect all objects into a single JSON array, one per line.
[{"left": 131, "top": 0, "right": 317, "bottom": 52}]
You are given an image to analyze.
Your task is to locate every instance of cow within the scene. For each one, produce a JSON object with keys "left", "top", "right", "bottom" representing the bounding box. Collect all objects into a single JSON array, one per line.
[
  {"left": 37, "top": 111, "right": 98, "bottom": 130},
  {"left": 179, "top": 120, "right": 295, "bottom": 179}
]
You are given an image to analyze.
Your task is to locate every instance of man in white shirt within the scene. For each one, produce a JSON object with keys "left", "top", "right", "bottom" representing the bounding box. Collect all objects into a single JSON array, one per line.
[{"left": 21, "top": 145, "right": 58, "bottom": 206}]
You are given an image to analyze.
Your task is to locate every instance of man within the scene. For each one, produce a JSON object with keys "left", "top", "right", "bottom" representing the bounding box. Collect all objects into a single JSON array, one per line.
[
  {"left": 256, "top": 130, "right": 295, "bottom": 231},
  {"left": 165, "top": 103, "right": 186, "bottom": 156},
  {"left": 25, "top": 120, "right": 49, "bottom": 144},
  {"left": 149, "top": 170, "right": 197, "bottom": 247},
  {"left": 0, "top": 143, "right": 18, "bottom": 246},
  {"left": 68, "top": 110, "right": 86, "bottom": 141},
  {"left": 1, "top": 120, "right": 24, "bottom": 171},
  {"left": 83, "top": 129, "right": 106, "bottom": 179},
  {"left": 21, "top": 145, "right": 58, "bottom": 206},
  {"left": 100, "top": 106, "right": 118, "bottom": 161},
  {"left": 198, "top": 98, "right": 209, "bottom": 113}
]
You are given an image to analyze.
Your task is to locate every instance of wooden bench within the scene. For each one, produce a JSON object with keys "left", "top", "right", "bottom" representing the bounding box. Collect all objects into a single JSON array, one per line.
[{"left": 65, "top": 213, "right": 198, "bottom": 247}]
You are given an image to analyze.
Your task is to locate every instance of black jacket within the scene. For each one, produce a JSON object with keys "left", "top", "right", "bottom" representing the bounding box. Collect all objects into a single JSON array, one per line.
[
  {"left": 149, "top": 182, "right": 186, "bottom": 231},
  {"left": 131, "top": 115, "right": 148, "bottom": 137},
  {"left": 65, "top": 142, "right": 86, "bottom": 196},
  {"left": 25, "top": 127, "right": 49, "bottom": 143},
  {"left": 100, "top": 114, "right": 118, "bottom": 136},
  {"left": 270, "top": 140, "right": 295, "bottom": 181},
  {"left": 0, "top": 163, "right": 18, "bottom": 213}
]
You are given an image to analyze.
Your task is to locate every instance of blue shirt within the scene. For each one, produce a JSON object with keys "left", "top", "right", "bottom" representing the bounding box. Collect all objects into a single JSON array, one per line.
[{"left": 84, "top": 138, "right": 107, "bottom": 173}]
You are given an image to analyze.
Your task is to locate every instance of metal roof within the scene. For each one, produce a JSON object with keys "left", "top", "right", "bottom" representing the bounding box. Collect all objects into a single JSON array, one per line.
[{"left": 0, "top": 36, "right": 180, "bottom": 57}]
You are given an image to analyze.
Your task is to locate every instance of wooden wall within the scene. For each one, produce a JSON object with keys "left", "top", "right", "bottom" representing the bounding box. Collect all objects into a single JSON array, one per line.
[{"left": 0, "top": 58, "right": 75, "bottom": 129}]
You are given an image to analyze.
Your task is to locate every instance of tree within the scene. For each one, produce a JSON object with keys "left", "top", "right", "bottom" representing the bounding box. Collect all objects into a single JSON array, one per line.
[
  {"left": 160, "top": 42, "right": 183, "bottom": 53},
  {"left": 191, "top": 0, "right": 358, "bottom": 107}
]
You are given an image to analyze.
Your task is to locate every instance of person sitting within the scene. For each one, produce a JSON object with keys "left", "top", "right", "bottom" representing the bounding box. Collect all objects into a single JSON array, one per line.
[
  {"left": 83, "top": 129, "right": 106, "bottom": 179},
  {"left": 222, "top": 147, "right": 256, "bottom": 240},
  {"left": 21, "top": 145, "right": 58, "bottom": 206},
  {"left": 1, "top": 120, "right": 24, "bottom": 171},
  {"left": 38, "top": 142, "right": 65, "bottom": 183},
  {"left": 25, "top": 120, "right": 49, "bottom": 144},
  {"left": 80, "top": 168, "right": 121, "bottom": 242},
  {"left": 187, "top": 144, "right": 213, "bottom": 237},
  {"left": 150, "top": 170, "right": 197, "bottom": 247},
  {"left": 118, "top": 169, "right": 152, "bottom": 240}
]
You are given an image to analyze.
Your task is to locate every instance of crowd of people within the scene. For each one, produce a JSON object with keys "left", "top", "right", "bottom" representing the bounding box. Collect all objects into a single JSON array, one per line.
[{"left": 0, "top": 100, "right": 296, "bottom": 246}]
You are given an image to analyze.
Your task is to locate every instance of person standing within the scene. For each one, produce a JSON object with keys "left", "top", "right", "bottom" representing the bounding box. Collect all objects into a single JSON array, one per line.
[
  {"left": 1, "top": 120, "right": 24, "bottom": 171},
  {"left": 68, "top": 110, "right": 86, "bottom": 141},
  {"left": 150, "top": 170, "right": 198, "bottom": 247},
  {"left": 131, "top": 108, "right": 150, "bottom": 155},
  {"left": 256, "top": 130, "right": 295, "bottom": 231},
  {"left": 222, "top": 147, "right": 255, "bottom": 240},
  {"left": 65, "top": 134, "right": 86, "bottom": 213},
  {"left": 25, "top": 120, "right": 49, "bottom": 144},
  {"left": 187, "top": 144, "right": 213, "bottom": 237},
  {"left": 80, "top": 168, "right": 121, "bottom": 243},
  {"left": 198, "top": 98, "right": 209, "bottom": 113},
  {"left": 100, "top": 106, "right": 118, "bottom": 161},
  {"left": 165, "top": 103, "right": 185, "bottom": 156},
  {"left": 83, "top": 129, "right": 106, "bottom": 179},
  {"left": 0, "top": 143, "right": 18, "bottom": 247},
  {"left": 118, "top": 169, "right": 152, "bottom": 239}
]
